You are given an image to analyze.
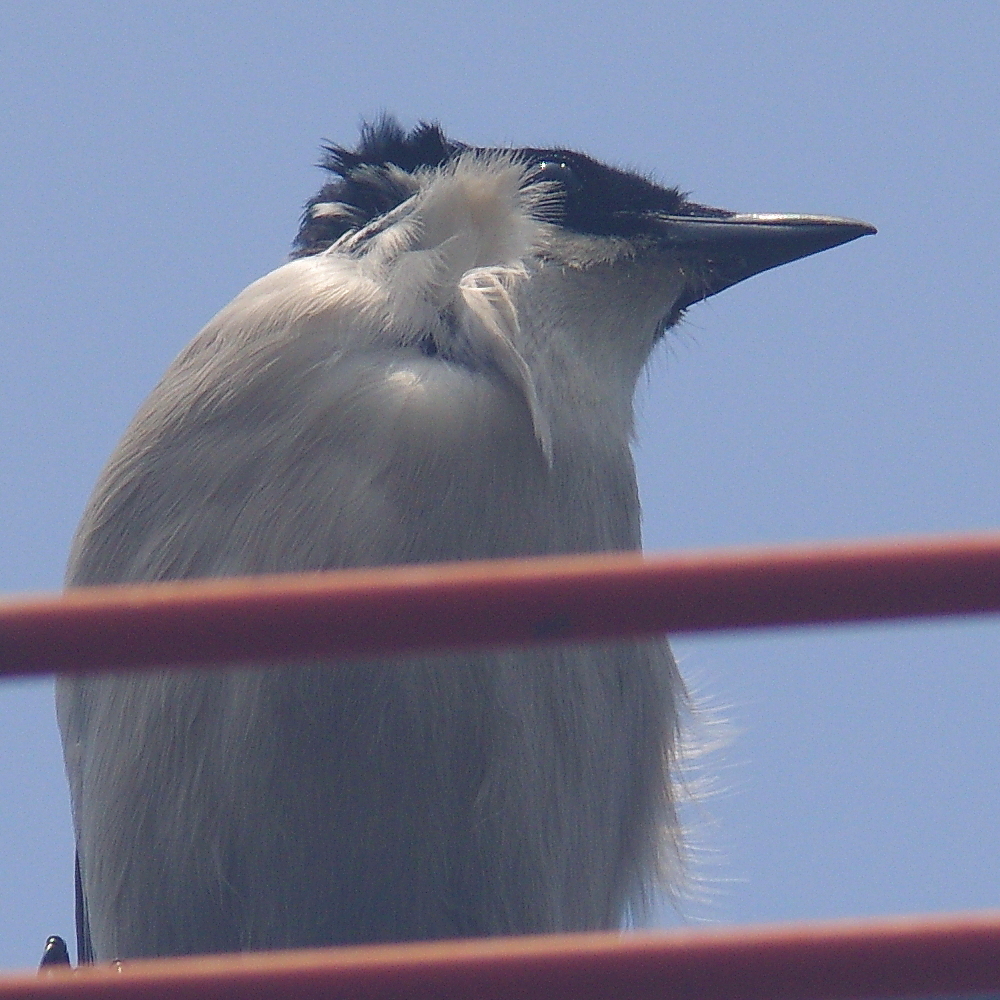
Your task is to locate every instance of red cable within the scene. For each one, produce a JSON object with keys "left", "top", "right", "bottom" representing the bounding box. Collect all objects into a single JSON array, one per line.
[
  {"left": 3, "top": 531, "right": 1000, "bottom": 678},
  {"left": 16, "top": 911, "right": 1000, "bottom": 999}
]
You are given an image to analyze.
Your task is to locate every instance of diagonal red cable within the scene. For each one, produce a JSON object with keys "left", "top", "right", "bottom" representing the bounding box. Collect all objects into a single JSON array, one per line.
[
  {"left": 2, "top": 531, "right": 1000, "bottom": 678},
  {"left": 9, "top": 911, "right": 1000, "bottom": 1000}
]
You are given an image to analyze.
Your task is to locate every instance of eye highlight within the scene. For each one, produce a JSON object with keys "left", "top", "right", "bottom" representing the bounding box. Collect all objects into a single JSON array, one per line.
[{"left": 528, "top": 159, "right": 581, "bottom": 194}]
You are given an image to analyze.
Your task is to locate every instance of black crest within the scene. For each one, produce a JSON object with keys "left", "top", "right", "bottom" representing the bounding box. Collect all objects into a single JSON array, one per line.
[
  {"left": 292, "top": 117, "right": 463, "bottom": 257},
  {"left": 292, "top": 116, "right": 724, "bottom": 258}
]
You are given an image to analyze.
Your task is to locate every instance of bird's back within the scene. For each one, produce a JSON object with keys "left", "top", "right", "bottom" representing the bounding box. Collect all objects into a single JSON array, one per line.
[{"left": 57, "top": 227, "right": 681, "bottom": 958}]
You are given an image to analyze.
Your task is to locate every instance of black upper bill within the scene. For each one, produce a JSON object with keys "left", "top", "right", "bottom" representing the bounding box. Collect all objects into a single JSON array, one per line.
[{"left": 657, "top": 213, "right": 877, "bottom": 311}]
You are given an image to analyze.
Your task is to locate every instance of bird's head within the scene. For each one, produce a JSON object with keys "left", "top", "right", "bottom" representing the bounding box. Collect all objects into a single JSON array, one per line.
[
  {"left": 260, "top": 118, "right": 874, "bottom": 461},
  {"left": 292, "top": 116, "right": 874, "bottom": 322}
]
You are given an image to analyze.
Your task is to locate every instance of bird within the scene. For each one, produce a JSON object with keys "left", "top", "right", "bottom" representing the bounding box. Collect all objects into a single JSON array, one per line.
[
  {"left": 56, "top": 116, "right": 875, "bottom": 962},
  {"left": 38, "top": 935, "right": 71, "bottom": 971}
]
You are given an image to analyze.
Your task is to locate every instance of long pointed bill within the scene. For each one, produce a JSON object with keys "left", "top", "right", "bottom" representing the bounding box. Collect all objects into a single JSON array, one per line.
[{"left": 656, "top": 213, "right": 877, "bottom": 310}]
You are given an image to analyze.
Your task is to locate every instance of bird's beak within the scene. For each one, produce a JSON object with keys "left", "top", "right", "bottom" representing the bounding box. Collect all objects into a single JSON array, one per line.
[{"left": 654, "top": 213, "right": 877, "bottom": 311}]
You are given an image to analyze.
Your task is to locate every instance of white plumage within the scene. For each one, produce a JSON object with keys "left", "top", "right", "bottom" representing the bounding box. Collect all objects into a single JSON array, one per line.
[{"left": 57, "top": 119, "right": 873, "bottom": 960}]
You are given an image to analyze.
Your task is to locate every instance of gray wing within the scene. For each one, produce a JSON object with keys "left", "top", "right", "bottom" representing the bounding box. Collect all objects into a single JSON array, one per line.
[{"left": 58, "top": 321, "right": 677, "bottom": 958}]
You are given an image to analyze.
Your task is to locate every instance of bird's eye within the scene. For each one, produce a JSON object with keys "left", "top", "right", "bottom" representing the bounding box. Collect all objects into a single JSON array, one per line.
[{"left": 530, "top": 160, "right": 580, "bottom": 193}]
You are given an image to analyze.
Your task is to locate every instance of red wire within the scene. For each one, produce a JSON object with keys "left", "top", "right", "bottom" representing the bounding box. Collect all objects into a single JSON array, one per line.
[
  {"left": 16, "top": 911, "right": 1000, "bottom": 999},
  {"left": 6, "top": 533, "right": 1000, "bottom": 996},
  {"left": 3, "top": 531, "right": 1000, "bottom": 678}
]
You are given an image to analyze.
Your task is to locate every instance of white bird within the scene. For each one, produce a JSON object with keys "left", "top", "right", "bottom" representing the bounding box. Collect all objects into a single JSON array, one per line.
[{"left": 57, "top": 117, "right": 874, "bottom": 961}]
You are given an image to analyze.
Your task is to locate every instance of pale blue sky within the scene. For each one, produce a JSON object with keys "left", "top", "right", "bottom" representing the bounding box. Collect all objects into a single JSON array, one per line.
[{"left": 2, "top": 1, "right": 999, "bottom": 972}]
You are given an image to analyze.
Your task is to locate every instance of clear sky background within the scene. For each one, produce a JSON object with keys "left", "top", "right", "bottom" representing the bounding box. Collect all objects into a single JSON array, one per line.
[{"left": 2, "top": 0, "right": 999, "bottom": 972}]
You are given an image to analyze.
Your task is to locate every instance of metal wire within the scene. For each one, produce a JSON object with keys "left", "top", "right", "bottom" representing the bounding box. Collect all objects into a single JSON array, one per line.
[
  {"left": 17, "top": 911, "right": 1000, "bottom": 999},
  {"left": 6, "top": 531, "right": 1000, "bottom": 996},
  {"left": 3, "top": 531, "right": 1000, "bottom": 678}
]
